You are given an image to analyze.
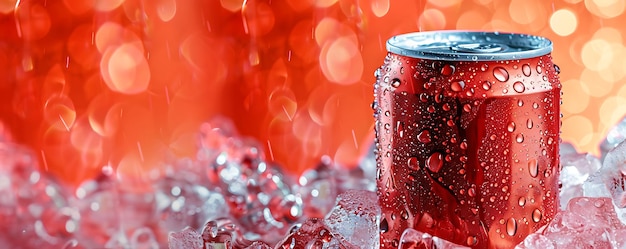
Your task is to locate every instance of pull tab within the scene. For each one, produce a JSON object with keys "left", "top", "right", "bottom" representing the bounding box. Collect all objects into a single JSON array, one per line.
[{"left": 450, "top": 43, "right": 505, "bottom": 53}]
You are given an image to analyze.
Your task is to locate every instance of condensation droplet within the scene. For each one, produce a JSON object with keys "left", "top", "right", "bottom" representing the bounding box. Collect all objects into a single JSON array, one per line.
[
  {"left": 516, "top": 134, "right": 524, "bottom": 143},
  {"left": 536, "top": 65, "right": 542, "bottom": 74},
  {"left": 513, "top": 81, "right": 525, "bottom": 93},
  {"left": 480, "top": 64, "right": 489, "bottom": 71},
  {"left": 391, "top": 78, "right": 401, "bottom": 88},
  {"left": 463, "top": 104, "right": 472, "bottom": 112},
  {"left": 407, "top": 157, "right": 420, "bottom": 171},
  {"left": 532, "top": 209, "right": 542, "bottom": 222},
  {"left": 451, "top": 80, "right": 465, "bottom": 92},
  {"left": 427, "top": 152, "right": 443, "bottom": 173},
  {"left": 528, "top": 159, "right": 538, "bottom": 178},
  {"left": 418, "top": 130, "right": 432, "bottom": 144},
  {"left": 482, "top": 81, "right": 491, "bottom": 90},
  {"left": 507, "top": 122, "right": 516, "bottom": 132},
  {"left": 493, "top": 67, "right": 509, "bottom": 82},
  {"left": 466, "top": 236, "right": 477, "bottom": 246},
  {"left": 441, "top": 64, "right": 455, "bottom": 76},
  {"left": 518, "top": 197, "right": 526, "bottom": 206},
  {"left": 506, "top": 218, "right": 517, "bottom": 236},
  {"left": 526, "top": 119, "right": 533, "bottom": 129},
  {"left": 522, "top": 64, "right": 532, "bottom": 77}
]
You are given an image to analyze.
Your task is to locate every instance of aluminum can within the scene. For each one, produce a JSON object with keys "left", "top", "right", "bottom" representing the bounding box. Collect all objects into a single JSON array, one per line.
[{"left": 374, "top": 31, "right": 561, "bottom": 249}]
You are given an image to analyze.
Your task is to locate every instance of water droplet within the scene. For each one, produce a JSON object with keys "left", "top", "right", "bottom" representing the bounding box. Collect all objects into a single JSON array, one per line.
[
  {"left": 518, "top": 100, "right": 524, "bottom": 106},
  {"left": 594, "top": 199, "right": 605, "bottom": 208},
  {"left": 397, "top": 121, "right": 404, "bottom": 138},
  {"left": 526, "top": 119, "right": 533, "bottom": 129},
  {"left": 466, "top": 236, "right": 478, "bottom": 246},
  {"left": 463, "top": 104, "right": 472, "bottom": 112},
  {"left": 513, "top": 81, "right": 525, "bottom": 93},
  {"left": 536, "top": 65, "right": 542, "bottom": 74},
  {"left": 516, "top": 134, "right": 524, "bottom": 143},
  {"left": 380, "top": 218, "right": 389, "bottom": 233},
  {"left": 383, "top": 76, "right": 389, "bottom": 83},
  {"left": 547, "top": 137, "right": 554, "bottom": 145},
  {"left": 460, "top": 141, "right": 468, "bottom": 150},
  {"left": 506, "top": 218, "right": 517, "bottom": 236},
  {"left": 533, "top": 102, "right": 539, "bottom": 109},
  {"left": 489, "top": 196, "right": 496, "bottom": 202},
  {"left": 528, "top": 159, "right": 538, "bottom": 178},
  {"left": 490, "top": 134, "right": 497, "bottom": 141},
  {"left": 427, "top": 152, "right": 443, "bottom": 173},
  {"left": 442, "top": 103, "right": 451, "bottom": 111},
  {"left": 407, "top": 157, "right": 420, "bottom": 171},
  {"left": 441, "top": 64, "right": 455, "bottom": 76},
  {"left": 553, "top": 64, "right": 560, "bottom": 75},
  {"left": 418, "top": 130, "right": 432, "bottom": 143},
  {"left": 468, "top": 187, "right": 476, "bottom": 197},
  {"left": 518, "top": 197, "right": 526, "bottom": 206},
  {"left": 401, "top": 209, "right": 409, "bottom": 220},
  {"left": 384, "top": 111, "right": 390, "bottom": 117},
  {"left": 532, "top": 209, "right": 542, "bottom": 222},
  {"left": 480, "top": 64, "right": 489, "bottom": 71},
  {"left": 400, "top": 67, "right": 405, "bottom": 74},
  {"left": 522, "top": 64, "right": 532, "bottom": 77},
  {"left": 507, "top": 122, "right": 516, "bottom": 132},
  {"left": 493, "top": 67, "right": 509, "bottom": 82},
  {"left": 451, "top": 80, "right": 465, "bottom": 92},
  {"left": 391, "top": 78, "right": 401, "bottom": 88},
  {"left": 477, "top": 82, "right": 491, "bottom": 94}
]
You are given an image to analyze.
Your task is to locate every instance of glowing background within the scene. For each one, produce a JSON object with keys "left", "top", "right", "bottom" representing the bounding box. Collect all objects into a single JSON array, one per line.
[{"left": 0, "top": 0, "right": 622, "bottom": 185}]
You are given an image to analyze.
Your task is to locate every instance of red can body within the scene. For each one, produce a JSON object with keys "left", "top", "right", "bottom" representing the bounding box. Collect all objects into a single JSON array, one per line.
[{"left": 374, "top": 32, "right": 561, "bottom": 249}]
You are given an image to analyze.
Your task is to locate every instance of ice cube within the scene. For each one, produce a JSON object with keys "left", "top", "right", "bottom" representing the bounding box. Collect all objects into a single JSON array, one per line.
[
  {"left": 600, "top": 115, "right": 626, "bottom": 160},
  {"left": 519, "top": 197, "right": 626, "bottom": 248},
  {"left": 398, "top": 228, "right": 471, "bottom": 249},
  {"left": 559, "top": 141, "right": 577, "bottom": 156},
  {"left": 324, "top": 190, "right": 380, "bottom": 248},
  {"left": 274, "top": 218, "right": 357, "bottom": 249},
  {"left": 168, "top": 226, "right": 203, "bottom": 249},
  {"left": 559, "top": 153, "right": 601, "bottom": 209},
  {"left": 295, "top": 156, "right": 338, "bottom": 218}
]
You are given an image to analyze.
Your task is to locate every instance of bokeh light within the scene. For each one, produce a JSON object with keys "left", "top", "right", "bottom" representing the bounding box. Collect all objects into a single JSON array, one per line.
[{"left": 0, "top": 0, "right": 625, "bottom": 185}]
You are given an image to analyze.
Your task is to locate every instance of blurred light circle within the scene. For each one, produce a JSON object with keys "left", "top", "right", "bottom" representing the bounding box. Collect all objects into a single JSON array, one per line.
[
  {"left": 371, "top": 0, "right": 390, "bottom": 17},
  {"left": 561, "top": 80, "right": 589, "bottom": 114},
  {"left": 585, "top": 0, "right": 626, "bottom": 18},
  {"left": 418, "top": 8, "right": 446, "bottom": 31},
  {"left": 100, "top": 43, "right": 151, "bottom": 95},
  {"left": 599, "top": 96, "right": 626, "bottom": 130},
  {"left": 94, "top": 0, "right": 124, "bottom": 12},
  {"left": 428, "top": 0, "right": 462, "bottom": 8},
  {"left": 581, "top": 39, "right": 613, "bottom": 71},
  {"left": 580, "top": 69, "right": 614, "bottom": 97},
  {"left": 220, "top": 0, "right": 244, "bottom": 12},
  {"left": 550, "top": 9, "right": 577, "bottom": 36},
  {"left": 456, "top": 10, "right": 488, "bottom": 30},
  {"left": 319, "top": 37, "right": 363, "bottom": 85},
  {"left": 509, "top": 0, "right": 541, "bottom": 24},
  {"left": 156, "top": 0, "right": 177, "bottom": 22},
  {"left": 562, "top": 115, "right": 594, "bottom": 148}
]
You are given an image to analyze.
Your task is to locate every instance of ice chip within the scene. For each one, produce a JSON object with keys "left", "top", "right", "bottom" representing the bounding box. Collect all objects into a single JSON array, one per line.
[
  {"left": 600, "top": 114, "right": 626, "bottom": 160},
  {"left": 559, "top": 141, "right": 577, "bottom": 156},
  {"left": 244, "top": 241, "right": 272, "bottom": 249},
  {"left": 514, "top": 234, "right": 555, "bottom": 249},
  {"left": 274, "top": 218, "right": 357, "bottom": 249},
  {"left": 602, "top": 140, "right": 626, "bottom": 208},
  {"left": 168, "top": 226, "right": 203, "bottom": 249},
  {"left": 559, "top": 153, "right": 601, "bottom": 209},
  {"left": 522, "top": 197, "right": 626, "bottom": 248},
  {"left": 398, "top": 228, "right": 471, "bottom": 249},
  {"left": 324, "top": 190, "right": 380, "bottom": 248},
  {"left": 296, "top": 156, "right": 338, "bottom": 218}
]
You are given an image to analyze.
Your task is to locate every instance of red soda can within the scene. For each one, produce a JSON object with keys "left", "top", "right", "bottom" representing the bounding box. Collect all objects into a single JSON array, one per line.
[{"left": 374, "top": 31, "right": 561, "bottom": 249}]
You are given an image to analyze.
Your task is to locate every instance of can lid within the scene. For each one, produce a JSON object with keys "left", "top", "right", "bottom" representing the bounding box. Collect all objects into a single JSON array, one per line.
[{"left": 386, "top": 31, "right": 553, "bottom": 61}]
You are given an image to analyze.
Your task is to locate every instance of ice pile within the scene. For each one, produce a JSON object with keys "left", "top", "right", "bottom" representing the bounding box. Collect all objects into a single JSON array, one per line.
[
  {"left": 5, "top": 114, "right": 626, "bottom": 248},
  {"left": 0, "top": 117, "right": 378, "bottom": 248}
]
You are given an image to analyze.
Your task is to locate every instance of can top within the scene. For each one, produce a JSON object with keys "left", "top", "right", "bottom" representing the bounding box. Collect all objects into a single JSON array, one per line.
[{"left": 386, "top": 31, "right": 553, "bottom": 61}]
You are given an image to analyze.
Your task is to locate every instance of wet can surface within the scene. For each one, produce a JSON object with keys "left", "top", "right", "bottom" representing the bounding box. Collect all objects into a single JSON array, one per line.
[{"left": 374, "top": 31, "right": 561, "bottom": 249}]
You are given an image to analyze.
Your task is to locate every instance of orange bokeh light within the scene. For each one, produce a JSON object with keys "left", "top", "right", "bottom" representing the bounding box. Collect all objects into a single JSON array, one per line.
[{"left": 0, "top": 0, "right": 624, "bottom": 184}]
